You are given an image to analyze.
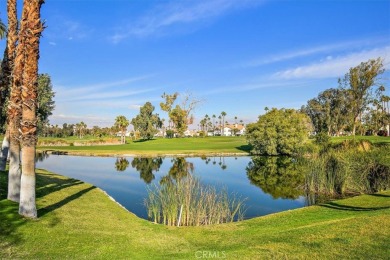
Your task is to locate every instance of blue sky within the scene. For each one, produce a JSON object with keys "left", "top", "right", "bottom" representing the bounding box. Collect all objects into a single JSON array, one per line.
[{"left": 1, "top": 0, "right": 389, "bottom": 128}]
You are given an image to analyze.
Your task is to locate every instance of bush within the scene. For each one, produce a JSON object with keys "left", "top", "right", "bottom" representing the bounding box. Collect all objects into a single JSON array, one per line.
[
  {"left": 246, "top": 108, "right": 312, "bottom": 156},
  {"left": 166, "top": 130, "right": 174, "bottom": 138},
  {"left": 314, "top": 132, "right": 330, "bottom": 146}
]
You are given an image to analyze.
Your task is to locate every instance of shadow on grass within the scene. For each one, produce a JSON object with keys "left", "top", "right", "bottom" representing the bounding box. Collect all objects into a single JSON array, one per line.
[
  {"left": 368, "top": 193, "right": 390, "bottom": 198},
  {"left": 132, "top": 139, "right": 157, "bottom": 143},
  {"left": 36, "top": 172, "right": 84, "bottom": 199},
  {"left": 0, "top": 169, "right": 96, "bottom": 252},
  {"left": 321, "top": 201, "right": 390, "bottom": 211},
  {"left": 38, "top": 185, "right": 96, "bottom": 217},
  {"left": 0, "top": 170, "right": 7, "bottom": 200},
  {"left": 0, "top": 171, "right": 24, "bottom": 252},
  {"left": 236, "top": 144, "right": 252, "bottom": 153}
]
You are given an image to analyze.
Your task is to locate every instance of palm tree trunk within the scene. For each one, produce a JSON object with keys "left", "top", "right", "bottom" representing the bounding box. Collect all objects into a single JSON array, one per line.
[
  {"left": 0, "top": 128, "right": 10, "bottom": 171},
  {"left": 18, "top": 0, "right": 44, "bottom": 218},
  {"left": 7, "top": 134, "right": 21, "bottom": 201},
  {"left": 0, "top": 0, "right": 17, "bottom": 132},
  {"left": 5, "top": 0, "right": 21, "bottom": 202}
]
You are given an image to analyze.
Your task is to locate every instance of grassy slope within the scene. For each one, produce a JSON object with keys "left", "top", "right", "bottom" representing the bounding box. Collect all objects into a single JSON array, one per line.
[
  {"left": 331, "top": 135, "right": 390, "bottom": 144},
  {"left": 37, "top": 136, "right": 251, "bottom": 156},
  {"left": 1, "top": 169, "right": 389, "bottom": 259}
]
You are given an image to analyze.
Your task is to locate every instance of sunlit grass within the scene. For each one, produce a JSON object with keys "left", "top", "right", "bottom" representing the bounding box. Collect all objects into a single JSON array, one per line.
[
  {"left": 37, "top": 136, "right": 251, "bottom": 156},
  {"left": 1, "top": 169, "right": 389, "bottom": 259}
]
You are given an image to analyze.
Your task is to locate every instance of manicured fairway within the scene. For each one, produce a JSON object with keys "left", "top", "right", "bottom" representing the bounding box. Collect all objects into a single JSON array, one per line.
[{"left": 37, "top": 136, "right": 251, "bottom": 156}]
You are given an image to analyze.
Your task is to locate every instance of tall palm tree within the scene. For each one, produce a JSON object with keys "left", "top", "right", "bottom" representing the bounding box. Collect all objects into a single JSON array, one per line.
[
  {"left": 0, "top": 1, "right": 17, "bottom": 172},
  {"left": 212, "top": 114, "right": 216, "bottom": 135},
  {"left": 114, "top": 115, "right": 130, "bottom": 144},
  {"left": 221, "top": 111, "right": 227, "bottom": 136},
  {"left": 19, "top": 0, "right": 44, "bottom": 218},
  {"left": 4, "top": 0, "right": 20, "bottom": 201}
]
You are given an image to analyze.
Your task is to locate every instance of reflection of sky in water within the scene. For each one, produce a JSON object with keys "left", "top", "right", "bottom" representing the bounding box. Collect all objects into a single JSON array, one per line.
[{"left": 37, "top": 155, "right": 307, "bottom": 219}]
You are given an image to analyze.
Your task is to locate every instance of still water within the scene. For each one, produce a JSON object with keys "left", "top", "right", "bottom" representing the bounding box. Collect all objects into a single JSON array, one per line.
[{"left": 36, "top": 154, "right": 308, "bottom": 220}]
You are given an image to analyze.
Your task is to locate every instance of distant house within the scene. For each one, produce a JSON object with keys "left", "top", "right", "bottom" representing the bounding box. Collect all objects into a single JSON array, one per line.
[
  {"left": 184, "top": 129, "right": 197, "bottom": 137},
  {"left": 213, "top": 124, "right": 246, "bottom": 136},
  {"left": 154, "top": 130, "right": 165, "bottom": 137},
  {"left": 116, "top": 131, "right": 131, "bottom": 137}
]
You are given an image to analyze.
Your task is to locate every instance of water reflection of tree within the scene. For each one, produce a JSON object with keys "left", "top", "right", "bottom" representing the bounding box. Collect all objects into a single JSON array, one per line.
[
  {"left": 35, "top": 151, "right": 50, "bottom": 162},
  {"left": 200, "top": 156, "right": 227, "bottom": 170},
  {"left": 246, "top": 156, "right": 306, "bottom": 199},
  {"left": 115, "top": 157, "right": 130, "bottom": 172},
  {"left": 160, "top": 157, "right": 194, "bottom": 184},
  {"left": 131, "top": 157, "right": 163, "bottom": 184}
]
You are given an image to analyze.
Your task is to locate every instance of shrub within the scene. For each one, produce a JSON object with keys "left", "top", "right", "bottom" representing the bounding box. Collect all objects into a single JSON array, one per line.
[{"left": 246, "top": 108, "right": 312, "bottom": 156}]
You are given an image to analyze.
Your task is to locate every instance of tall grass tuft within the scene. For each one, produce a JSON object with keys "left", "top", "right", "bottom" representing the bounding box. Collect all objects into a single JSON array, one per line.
[
  {"left": 145, "top": 175, "right": 246, "bottom": 226},
  {"left": 305, "top": 144, "right": 390, "bottom": 201}
]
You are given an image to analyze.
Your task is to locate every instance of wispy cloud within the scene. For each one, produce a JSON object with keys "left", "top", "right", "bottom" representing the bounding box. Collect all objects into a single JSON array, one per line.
[
  {"left": 65, "top": 88, "right": 157, "bottom": 102},
  {"left": 50, "top": 114, "right": 114, "bottom": 127},
  {"left": 51, "top": 75, "right": 162, "bottom": 126},
  {"left": 240, "top": 37, "right": 390, "bottom": 68},
  {"left": 202, "top": 79, "right": 320, "bottom": 96},
  {"left": 44, "top": 16, "right": 94, "bottom": 41},
  {"left": 109, "top": 0, "right": 264, "bottom": 43},
  {"left": 55, "top": 75, "right": 156, "bottom": 101},
  {"left": 273, "top": 46, "right": 390, "bottom": 79}
]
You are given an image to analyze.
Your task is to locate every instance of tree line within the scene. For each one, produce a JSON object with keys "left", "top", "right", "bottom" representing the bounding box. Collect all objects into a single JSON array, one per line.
[
  {"left": 247, "top": 57, "right": 389, "bottom": 156},
  {"left": 303, "top": 58, "right": 388, "bottom": 137}
]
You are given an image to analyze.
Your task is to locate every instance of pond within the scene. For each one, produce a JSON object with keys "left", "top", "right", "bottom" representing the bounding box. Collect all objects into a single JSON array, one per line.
[{"left": 36, "top": 154, "right": 310, "bottom": 220}]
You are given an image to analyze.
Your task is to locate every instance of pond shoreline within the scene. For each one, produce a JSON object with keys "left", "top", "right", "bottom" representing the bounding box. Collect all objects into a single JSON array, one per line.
[{"left": 38, "top": 149, "right": 250, "bottom": 158}]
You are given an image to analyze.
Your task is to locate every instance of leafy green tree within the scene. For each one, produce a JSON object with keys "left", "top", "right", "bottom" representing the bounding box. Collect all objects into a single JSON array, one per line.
[
  {"left": 166, "top": 129, "right": 174, "bottom": 138},
  {"left": 169, "top": 105, "right": 187, "bottom": 136},
  {"left": 131, "top": 102, "right": 161, "bottom": 140},
  {"left": 37, "top": 74, "right": 55, "bottom": 134},
  {"left": 1, "top": 73, "right": 55, "bottom": 134},
  {"left": 246, "top": 108, "right": 312, "bottom": 156},
  {"left": 160, "top": 92, "right": 178, "bottom": 130},
  {"left": 114, "top": 115, "right": 130, "bottom": 144},
  {"left": 305, "top": 88, "right": 349, "bottom": 136},
  {"left": 62, "top": 123, "right": 74, "bottom": 137},
  {"left": 160, "top": 92, "right": 201, "bottom": 137},
  {"left": 339, "top": 57, "right": 385, "bottom": 136}
]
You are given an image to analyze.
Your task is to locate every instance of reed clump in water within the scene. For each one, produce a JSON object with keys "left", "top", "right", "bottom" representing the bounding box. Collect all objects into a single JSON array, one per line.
[
  {"left": 145, "top": 175, "right": 246, "bottom": 226},
  {"left": 305, "top": 143, "right": 390, "bottom": 197}
]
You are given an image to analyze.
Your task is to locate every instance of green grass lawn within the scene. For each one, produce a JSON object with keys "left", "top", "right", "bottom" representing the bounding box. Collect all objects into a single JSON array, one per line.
[
  {"left": 1, "top": 169, "right": 389, "bottom": 259},
  {"left": 0, "top": 134, "right": 386, "bottom": 157},
  {"left": 37, "top": 136, "right": 251, "bottom": 156}
]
